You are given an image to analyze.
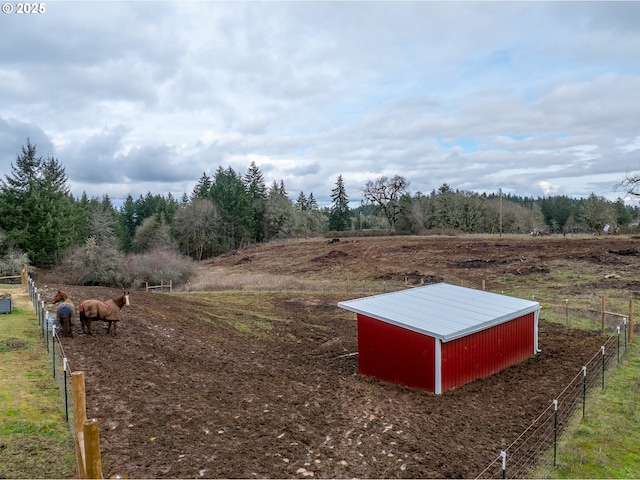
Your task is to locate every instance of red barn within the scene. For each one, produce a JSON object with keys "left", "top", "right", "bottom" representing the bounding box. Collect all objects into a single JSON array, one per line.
[{"left": 338, "top": 283, "right": 540, "bottom": 394}]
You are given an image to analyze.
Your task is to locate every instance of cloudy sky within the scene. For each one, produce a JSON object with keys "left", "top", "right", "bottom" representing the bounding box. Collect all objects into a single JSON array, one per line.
[{"left": 1, "top": 1, "right": 640, "bottom": 207}]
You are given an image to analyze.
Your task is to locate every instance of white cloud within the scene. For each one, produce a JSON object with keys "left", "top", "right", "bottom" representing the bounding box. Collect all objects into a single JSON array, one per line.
[
  {"left": 538, "top": 181, "right": 562, "bottom": 196},
  {"left": 1, "top": 1, "right": 640, "bottom": 206}
]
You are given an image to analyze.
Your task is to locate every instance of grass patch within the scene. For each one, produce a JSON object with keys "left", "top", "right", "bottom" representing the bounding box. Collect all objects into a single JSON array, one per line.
[
  {"left": 546, "top": 340, "right": 640, "bottom": 478},
  {"left": 178, "top": 290, "right": 347, "bottom": 342},
  {"left": 0, "top": 284, "right": 75, "bottom": 479},
  {"left": 180, "top": 290, "right": 293, "bottom": 335}
]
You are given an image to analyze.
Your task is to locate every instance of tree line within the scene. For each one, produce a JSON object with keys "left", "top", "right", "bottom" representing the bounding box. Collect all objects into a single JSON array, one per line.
[{"left": 0, "top": 140, "right": 638, "bottom": 281}]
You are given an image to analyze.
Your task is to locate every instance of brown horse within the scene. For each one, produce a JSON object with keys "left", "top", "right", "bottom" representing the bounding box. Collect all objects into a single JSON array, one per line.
[
  {"left": 79, "top": 292, "right": 131, "bottom": 336},
  {"left": 51, "top": 290, "right": 76, "bottom": 337}
]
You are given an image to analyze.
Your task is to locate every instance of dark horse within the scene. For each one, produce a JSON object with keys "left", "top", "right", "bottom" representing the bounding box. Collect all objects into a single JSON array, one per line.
[
  {"left": 79, "top": 292, "right": 130, "bottom": 336},
  {"left": 51, "top": 290, "right": 76, "bottom": 337}
]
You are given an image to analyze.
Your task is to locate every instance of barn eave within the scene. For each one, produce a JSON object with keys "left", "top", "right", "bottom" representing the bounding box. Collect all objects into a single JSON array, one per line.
[{"left": 337, "top": 283, "right": 540, "bottom": 342}]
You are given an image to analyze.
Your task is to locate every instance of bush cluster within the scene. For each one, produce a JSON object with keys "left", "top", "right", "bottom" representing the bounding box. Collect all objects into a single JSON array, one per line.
[{"left": 58, "top": 238, "right": 195, "bottom": 288}]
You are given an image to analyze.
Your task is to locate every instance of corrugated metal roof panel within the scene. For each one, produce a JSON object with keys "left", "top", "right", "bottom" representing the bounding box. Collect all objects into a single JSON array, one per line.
[{"left": 337, "top": 283, "right": 539, "bottom": 342}]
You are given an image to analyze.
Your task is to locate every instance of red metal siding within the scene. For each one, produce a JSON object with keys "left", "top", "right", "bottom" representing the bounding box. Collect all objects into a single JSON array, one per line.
[
  {"left": 357, "top": 314, "right": 436, "bottom": 392},
  {"left": 440, "top": 312, "right": 535, "bottom": 392}
]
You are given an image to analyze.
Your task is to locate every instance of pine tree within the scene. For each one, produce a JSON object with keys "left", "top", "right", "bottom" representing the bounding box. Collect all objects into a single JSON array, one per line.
[
  {"left": 210, "top": 166, "right": 254, "bottom": 249},
  {"left": 279, "top": 180, "right": 288, "bottom": 198},
  {"left": 296, "top": 191, "right": 308, "bottom": 211},
  {"left": 243, "top": 161, "right": 268, "bottom": 242},
  {"left": 328, "top": 175, "right": 351, "bottom": 231},
  {"left": 308, "top": 193, "right": 319, "bottom": 211},
  {"left": 119, "top": 194, "right": 137, "bottom": 251},
  {"left": 192, "top": 172, "right": 212, "bottom": 199},
  {"left": 0, "top": 139, "right": 79, "bottom": 265}
]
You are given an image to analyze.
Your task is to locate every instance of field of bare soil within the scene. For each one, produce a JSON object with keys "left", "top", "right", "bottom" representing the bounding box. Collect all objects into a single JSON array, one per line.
[{"left": 34, "top": 234, "right": 640, "bottom": 478}]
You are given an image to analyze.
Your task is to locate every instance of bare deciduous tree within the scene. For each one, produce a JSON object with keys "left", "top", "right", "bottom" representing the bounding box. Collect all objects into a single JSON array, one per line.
[
  {"left": 361, "top": 175, "right": 409, "bottom": 232},
  {"left": 616, "top": 171, "right": 640, "bottom": 198}
]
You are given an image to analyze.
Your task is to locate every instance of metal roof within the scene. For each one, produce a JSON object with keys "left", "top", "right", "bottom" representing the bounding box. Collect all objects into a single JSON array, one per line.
[{"left": 338, "top": 283, "right": 539, "bottom": 342}]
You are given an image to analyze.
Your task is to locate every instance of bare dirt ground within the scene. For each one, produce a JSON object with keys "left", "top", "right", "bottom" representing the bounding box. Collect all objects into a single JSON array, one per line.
[{"left": 33, "top": 234, "right": 640, "bottom": 478}]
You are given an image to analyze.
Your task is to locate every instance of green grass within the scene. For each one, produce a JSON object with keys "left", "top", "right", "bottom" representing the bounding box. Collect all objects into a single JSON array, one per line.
[
  {"left": 0, "top": 284, "right": 75, "bottom": 479},
  {"left": 545, "top": 339, "right": 640, "bottom": 479},
  {"left": 180, "top": 291, "right": 296, "bottom": 338}
]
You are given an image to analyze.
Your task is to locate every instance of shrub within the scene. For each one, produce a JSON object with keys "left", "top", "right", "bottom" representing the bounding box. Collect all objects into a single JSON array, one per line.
[
  {"left": 57, "top": 240, "right": 196, "bottom": 288},
  {"left": 60, "top": 237, "right": 127, "bottom": 286},
  {"left": 123, "top": 248, "right": 196, "bottom": 289},
  {"left": 0, "top": 248, "right": 30, "bottom": 277}
]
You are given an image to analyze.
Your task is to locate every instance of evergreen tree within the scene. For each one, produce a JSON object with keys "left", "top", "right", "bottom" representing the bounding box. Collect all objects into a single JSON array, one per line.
[
  {"left": 0, "top": 140, "right": 78, "bottom": 265},
  {"left": 614, "top": 198, "right": 631, "bottom": 228},
  {"left": 328, "top": 175, "right": 351, "bottom": 231},
  {"left": 279, "top": 179, "right": 288, "bottom": 198},
  {"left": 243, "top": 161, "right": 268, "bottom": 242},
  {"left": 295, "top": 191, "right": 308, "bottom": 211},
  {"left": 119, "top": 194, "right": 137, "bottom": 251},
  {"left": 540, "top": 196, "right": 576, "bottom": 232},
  {"left": 192, "top": 172, "right": 212, "bottom": 199},
  {"left": 210, "top": 166, "right": 254, "bottom": 249},
  {"left": 308, "top": 193, "right": 319, "bottom": 210}
]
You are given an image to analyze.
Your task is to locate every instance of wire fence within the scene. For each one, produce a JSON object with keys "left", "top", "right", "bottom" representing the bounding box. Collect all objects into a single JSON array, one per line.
[
  {"left": 27, "top": 275, "right": 636, "bottom": 479},
  {"left": 475, "top": 316, "right": 631, "bottom": 479},
  {"left": 27, "top": 277, "right": 76, "bottom": 437}
]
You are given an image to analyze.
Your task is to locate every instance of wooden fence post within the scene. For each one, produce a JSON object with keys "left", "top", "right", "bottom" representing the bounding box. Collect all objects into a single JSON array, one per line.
[
  {"left": 601, "top": 295, "right": 606, "bottom": 333},
  {"left": 84, "top": 418, "right": 103, "bottom": 479},
  {"left": 72, "top": 371, "right": 87, "bottom": 479},
  {"left": 21, "top": 264, "right": 28, "bottom": 292}
]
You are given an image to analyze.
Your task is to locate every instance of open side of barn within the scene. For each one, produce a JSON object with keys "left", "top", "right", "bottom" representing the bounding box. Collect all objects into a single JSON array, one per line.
[{"left": 338, "top": 283, "right": 540, "bottom": 394}]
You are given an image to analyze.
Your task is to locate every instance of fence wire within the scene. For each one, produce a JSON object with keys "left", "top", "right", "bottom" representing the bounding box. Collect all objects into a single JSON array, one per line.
[
  {"left": 476, "top": 317, "right": 631, "bottom": 479},
  {"left": 28, "top": 278, "right": 76, "bottom": 437}
]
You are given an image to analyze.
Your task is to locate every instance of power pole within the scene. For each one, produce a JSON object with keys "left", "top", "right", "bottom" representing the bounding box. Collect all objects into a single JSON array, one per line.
[{"left": 499, "top": 188, "right": 503, "bottom": 238}]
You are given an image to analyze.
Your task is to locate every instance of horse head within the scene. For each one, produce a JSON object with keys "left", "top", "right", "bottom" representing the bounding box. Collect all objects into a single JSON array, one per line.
[{"left": 52, "top": 290, "right": 69, "bottom": 304}]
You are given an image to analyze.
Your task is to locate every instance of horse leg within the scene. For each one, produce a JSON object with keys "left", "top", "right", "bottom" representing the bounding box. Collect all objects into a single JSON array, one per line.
[
  {"left": 62, "top": 315, "right": 72, "bottom": 337},
  {"left": 80, "top": 311, "right": 87, "bottom": 333},
  {"left": 105, "top": 320, "right": 117, "bottom": 336}
]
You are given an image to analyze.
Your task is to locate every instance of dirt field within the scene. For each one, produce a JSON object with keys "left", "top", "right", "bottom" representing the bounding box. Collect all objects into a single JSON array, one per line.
[{"left": 34, "top": 234, "right": 640, "bottom": 478}]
